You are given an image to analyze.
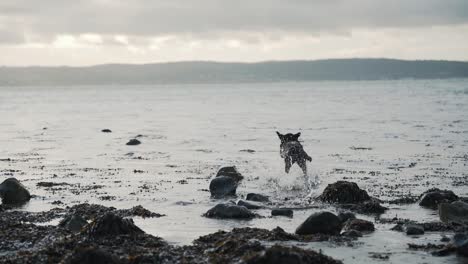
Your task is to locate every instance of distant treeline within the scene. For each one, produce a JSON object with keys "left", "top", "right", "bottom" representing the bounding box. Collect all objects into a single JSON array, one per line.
[{"left": 1, "top": 59, "right": 468, "bottom": 86}]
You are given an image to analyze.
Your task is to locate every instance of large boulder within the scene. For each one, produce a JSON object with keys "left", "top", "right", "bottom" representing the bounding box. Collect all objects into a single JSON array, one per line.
[
  {"left": 439, "top": 201, "right": 468, "bottom": 224},
  {"left": 203, "top": 203, "right": 255, "bottom": 219},
  {"left": 210, "top": 176, "right": 238, "bottom": 198},
  {"left": 419, "top": 188, "right": 458, "bottom": 209},
  {"left": 318, "top": 181, "right": 370, "bottom": 204},
  {"left": 216, "top": 166, "right": 244, "bottom": 182},
  {"left": 84, "top": 212, "right": 144, "bottom": 237},
  {"left": 295, "top": 211, "right": 342, "bottom": 235},
  {"left": 0, "top": 178, "right": 31, "bottom": 204}
]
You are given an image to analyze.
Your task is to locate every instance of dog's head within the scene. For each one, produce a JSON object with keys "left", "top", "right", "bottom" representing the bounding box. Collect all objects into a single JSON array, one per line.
[{"left": 276, "top": 131, "right": 301, "bottom": 143}]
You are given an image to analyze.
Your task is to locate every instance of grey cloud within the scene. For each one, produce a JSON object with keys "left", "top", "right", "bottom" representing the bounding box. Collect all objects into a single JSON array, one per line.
[{"left": 1, "top": 0, "right": 468, "bottom": 42}]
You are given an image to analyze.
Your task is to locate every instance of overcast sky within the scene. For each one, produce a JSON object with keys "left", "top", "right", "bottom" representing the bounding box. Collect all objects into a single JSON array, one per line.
[{"left": 1, "top": 0, "right": 468, "bottom": 66}]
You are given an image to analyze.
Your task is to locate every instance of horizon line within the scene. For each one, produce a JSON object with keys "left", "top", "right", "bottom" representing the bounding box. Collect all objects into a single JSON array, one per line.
[{"left": 2, "top": 57, "right": 468, "bottom": 68}]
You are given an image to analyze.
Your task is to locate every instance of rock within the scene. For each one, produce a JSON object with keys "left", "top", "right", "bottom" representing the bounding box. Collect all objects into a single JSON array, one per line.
[
  {"left": 341, "top": 229, "right": 363, "bottom": 237},
  {"left": 419, "top": 188, "right": 458, "bottom": 209},
  {"left": 243, "top": 244, "right": 343, "bottom": 264},
  {"left": 216, "top": 166, "right": 244, "bottom": 182},
  {"left": 318, "top": 181, "right": 370, "bottom": 204},
  {"left": 126, "top": 205, "right": 164, "bottom": 218},
  {"left": 246, "top": 193, "right": 269, "bottom": 203},
  {"left": 237, "top": 200, "right": 263, "bottom": 210},
  {"left": 62, "top": 246, "right": 123, "bottom": 264},
  {"left": 84, "top": 212, "right": 144, "bottom": 237},
  {"left": 391, "top": 224, "right": 404, "bottom": 232},
  {"left": 126, "top": 139, "right": 141, "bottom": 146},
  {"left": 59, "top": 214, "right": 88, "bottom": 232},
  {"left": 101, "top": 129, "right": 112, "bottom": 133},
  {"left": 37, "top": 181, "right": 69, "bottom": 187},
  {"left": 271, "top": 209, "right": 293, "bottom": 218},
  {"left": 203, "top": 203, "right": 255, "bottom": 219},
  {"left": 405, "top": 224, "right": 425, "bottom": 235},
  {"left": 439, "top": 201, "right": 468, "bottom": 224},
  {"left": 209, "top": 176, "right": 238, "bottom": 198},
  {"left": 195, "top": 227, "right": 299, "bottom": 246},
  {"left": 349, "top": 199, "right": 388, "bottom": 214},
  {"left": 0, "top": 178, "right": 31, "bottom": 204},
  {"left": 295, "top": 211, "right": 341, "bottom": 235},
  {"left": 386, "top": 196, "right": 419, "bottom": 205},
  {"left": 337, "top": 211, "right": 356, "bottom": 223},
  {"left": 342, "top": 219, "right": 375, "bottom": 232},
  {"left": 452, "top": 233, "right": 468, "bottom": 257},
  {"left": 441, "top": 235, "right": 451, "bottom": 242}
]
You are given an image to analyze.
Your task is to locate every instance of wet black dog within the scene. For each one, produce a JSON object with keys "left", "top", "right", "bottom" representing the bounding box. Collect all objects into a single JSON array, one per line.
[{"left": 276, "top": 132, "right": 312, "bottom": 176}]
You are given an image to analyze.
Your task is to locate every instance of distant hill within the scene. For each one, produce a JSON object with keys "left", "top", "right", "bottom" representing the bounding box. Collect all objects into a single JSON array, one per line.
[{"left": 1, "top": 59, "right": 467, "bottom": 86}]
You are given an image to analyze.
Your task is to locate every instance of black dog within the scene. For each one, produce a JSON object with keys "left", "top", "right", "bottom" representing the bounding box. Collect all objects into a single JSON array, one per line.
[{"left": 276, "top": 132, "right": 312, "bottom": 176}]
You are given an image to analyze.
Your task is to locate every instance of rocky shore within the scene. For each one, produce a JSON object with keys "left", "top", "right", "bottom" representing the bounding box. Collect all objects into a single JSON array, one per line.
[{"left": 1, "top": 164, "right": 468, "bottom": 264}]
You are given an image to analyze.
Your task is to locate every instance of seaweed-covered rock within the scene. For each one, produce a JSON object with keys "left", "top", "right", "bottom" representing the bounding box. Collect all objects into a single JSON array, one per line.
[
  {"left": 203, "top": 203, "right": 255, "bottom": 219},
  {"left": 126, "top": 139, "right": 141, "bottom": 146},
  {"left": 67, "top": 203, "right": 116, "bottom": 220},
  {"left": 210, "top": 176, "right": 238, "bottom": 198},
  {"left": 349, "top": 199, "right": 388, "bottom": 214},
  {"left": 419, "top": 188, "right": 458, "bottom": 209},
  {"left": 342, "top": 219, "right": 375, "bottom": 233},
  {"left": 62, "top": 246, "right": 123, "bottom": 264},
  {"left": 84, "top": 213, "right": 144, "bottom": 237},
  {"left": 237, "top": 200, "right": 263, "bottom": 210},
  {"left": 195, "top": 227, "right": 299, "bottom": 245},
  {"left": 271, "top": 209, "right": 293, "bottom": 218},
  {"left": 0, "top": 178, "right": 31, "bottom": 204},
  {"left": 295, "top": 212, "right": 341, "bottom": 235},
  {"left": 59, "top": 214, "right": 88, "bottom": 232},
  {"left": 242, "top": 244, "right": 343, "bottom": 264},
  {"left": 439, "top": 201, "right": 468, "bottom": 224},
  {"left": 65, "top": 203, "right": 163, "bottom": 221},
  {"left": 125, "top": 205, "right": 165, "bottom": 218},
  {"left": 319, "top": 181, "right": 370, "bottom": 204},
  {"left": 216, "top": 166, "right": 244, "bottom": 182},
  {"left": 246, "top": 193, "right": 269, "bottom": 203}
]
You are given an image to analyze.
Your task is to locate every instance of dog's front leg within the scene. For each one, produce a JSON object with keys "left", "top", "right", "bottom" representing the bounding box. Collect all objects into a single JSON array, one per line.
[
  {"left": 298, "top": 160, "right": 307, "bottom": 176},
  {"left": 284, "top": 157, "right": 292, "bottom": 173}
]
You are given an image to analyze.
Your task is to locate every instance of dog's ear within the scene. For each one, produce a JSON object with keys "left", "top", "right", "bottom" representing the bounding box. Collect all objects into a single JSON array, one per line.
[
  {"left": 294, "top": 132, "right": 301, "bottom": 140},
  {"left": 276, "top": 131, "right": 283, "bottom": 139}
]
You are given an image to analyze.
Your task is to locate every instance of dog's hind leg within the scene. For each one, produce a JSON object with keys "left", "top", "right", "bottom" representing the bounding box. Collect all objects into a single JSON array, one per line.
[{"left": 285, "top": 158, "right": 292, "bottom": 173}]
